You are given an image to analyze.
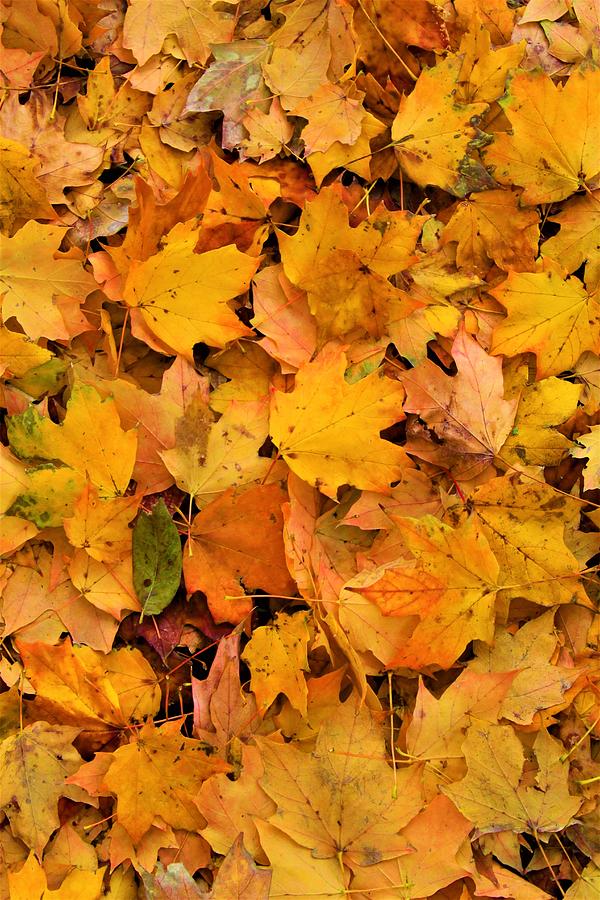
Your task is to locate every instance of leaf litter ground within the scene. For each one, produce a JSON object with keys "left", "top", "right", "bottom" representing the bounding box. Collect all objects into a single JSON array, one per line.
[{"left": 1, "top": 1, "right": 600, "bottom": 897}]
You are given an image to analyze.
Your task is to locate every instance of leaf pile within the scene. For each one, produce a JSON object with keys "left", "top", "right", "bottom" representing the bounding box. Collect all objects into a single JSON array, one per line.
[{"left": 1, "top": 1, "right": 600, "bottom": 897}]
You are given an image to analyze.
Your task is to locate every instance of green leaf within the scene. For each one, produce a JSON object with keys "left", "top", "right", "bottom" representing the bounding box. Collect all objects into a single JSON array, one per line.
[{"left": 133, "top": 499, "right": 182, "bottom": 619}]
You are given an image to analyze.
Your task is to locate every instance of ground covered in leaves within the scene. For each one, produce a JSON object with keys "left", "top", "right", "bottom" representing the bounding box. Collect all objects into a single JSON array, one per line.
[{"left": 1, "top": 0, "right": 600, "bottom": 897}]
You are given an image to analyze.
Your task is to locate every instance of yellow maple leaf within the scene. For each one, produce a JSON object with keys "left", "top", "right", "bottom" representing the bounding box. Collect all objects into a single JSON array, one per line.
[
  {"left": 160, "top": 395, "right": 272, "bottom": 503},
  {"left": 123, "top": 220, "right": 259, "bottom": 359},
  {"left": 0, "top": 221, "right": 95, "bottom": 341},
  {"left": 242, "top": 611, "right": 311, "bottom": 715},
  {"left": 0, "top": 723, "right": 82, "bottom": 857},
  {"left": 468, "top": 476, "right": 590, "bottom": 608},
  {"left": 7, "top": 382, "right": 137, "bottom": 497},
  {"left": 103, "top": 720, "right": 230, "bottom": 844},
  {"left": 490, "top": 269, "right": 600, "bottom": 378},
  {"left": 0, "top": 137, "right": 54, "bottom": 234},
  {"left": 63, "top": 483, "right": 139, "bottom": 564},
  {"left": 484, "top": 66, "right": 600, "bottom": 203},
  {"left": 270, "top": 343, "right": 408, "bottom": 498},
  {"left": 391, "top": 55, "right": 488, "bottom": 194},
  {"left": 123, "top": 0, "right": 234, "bottom": 66},
  {"left": 470, "top": 610, "right": 583, "bottom": 725},
  {"left": 443, "top": 725, "right": 582, "bottom": 835},
  {"left": 543, "top": 191, "right": 600, "bottom": 290},
  {"left": 255, "top": 700, "right": 422, "bottom": 865},
  {"left": 572, "top": 424, "right": 600, "bottom": 491}
]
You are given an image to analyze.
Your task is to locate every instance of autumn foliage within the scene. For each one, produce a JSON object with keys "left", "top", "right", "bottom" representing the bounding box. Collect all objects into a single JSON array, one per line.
[{"left": 1, "top": 0, "right": 600, "bottom": 897}]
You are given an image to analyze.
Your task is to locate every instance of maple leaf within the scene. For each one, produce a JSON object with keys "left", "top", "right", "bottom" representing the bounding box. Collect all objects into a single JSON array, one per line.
[
  {"left": 184, "top": 41, "right": 270, "bottom": 151},
  {"left": 270, "top": 343, "right": 408, "bottom": 498},
  {"left": 192, "top": 633, "right": 260, "bottom": 753},
  {"left": 242, "top": 610, "right": 311, "bottom": 715},
  {"left": 406, "top": 669, "right": 516, "bottom": 763},
  {"left": 63, "top": 483, "right": 139, "bottom": 564},
  {"left": 490, "top": 269, "right": 600, "bottom": 378},
  {"left": 255, "top": 699, "right": 422, "bottom": 866},
  {"left": 499, "top": 371, "right": 581, "bottom": 469},
  {"left": 209, "top": 834, "right": 272, "bottom": 900},
  {"left": 160, "top": 396, "right": 272, "bottom": 503},
  {"left": 356, "top": 515, "right": 500, "bottom": 669},
  {"left": 443, "top": 725, "right": 582, "bottom": 836},
  {"left": 8, "top": 852, "right": 105, "bottom": 900},
  {"left": 571, "top": 425, "right": 600, "bottom": 490},
  {"left": 467, "top": 476, "right": 591, "bottom": 608},
  {"left": 349, "top": 795, "right": 472, "bottom": 899},
  {"left": 278, "top": 187, "right": 424, "bottom": 340},
  {"left": 441, "top": 189, "right": 539, "bottom": 275},
  {"left": 470, "top": 610, "right": 584, "bottom": 725},
  {"left": 17, "top": 638, "right": 159, "bottom": 731},
  {"left": 0, "top": 222, "right": 95, "bottom": 341},
  {"left": 0, "top": 723, "right": 83, "bottom": 857},
  {"left": 484, "top": 66, "right": 600, "bottom": 203},
  {"left": 102, "top": 720, "right": 230, "bottom": 844},
  {"left": 0, "top": 138, "right": 54, "bottom": 234},
  {"left": 123, "top": 0, "right": 234, "bottom": 65},
  {"left": 184, "top": 483, "right": 295, "bottom": 625},
  {"left": 391, "top": 55, "right": 488, "bottom": 195},
  {"left": 7, "top": 382, "right": 137, "bottom": 497},
  {"left": 401, "top": 327, "right": 518, "bottom": 479},
  {"left": 123, "top": 220, "right": 259, "bottom": 359},
  {"left": 198, "top": 745, "right": 275, "bottom": 862},
  {"left": 0, "top": 324, "right": 53, "bottom": 378},
  {"left": 543, "top": 191, "right": 600, "bottom": 289}
]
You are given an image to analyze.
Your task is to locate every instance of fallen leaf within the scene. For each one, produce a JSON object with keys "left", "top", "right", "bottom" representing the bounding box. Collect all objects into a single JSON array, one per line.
[
  {"left": 184, "top": 483, "right": 295, "bottom": 625},
  {"left": 7, "top": 382, "right": 137, "bottom": 497},
  {"left": 133, "top": 498, "right": 182, "bottom": 618},
  {"left": 571, "top": 425, "right": 600, "bottom": 490},
  {"left": 270, "top": 343, "right": 408, "bottom": 498},
  {"left": 443, "top": 725, "right": 582, "bottom": 836},
  {"left": 484, "top": 67, "right": 600, "bottom": 203},
  {"left": 0, "top": 723, "right": 82, "bottom": 857}
]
